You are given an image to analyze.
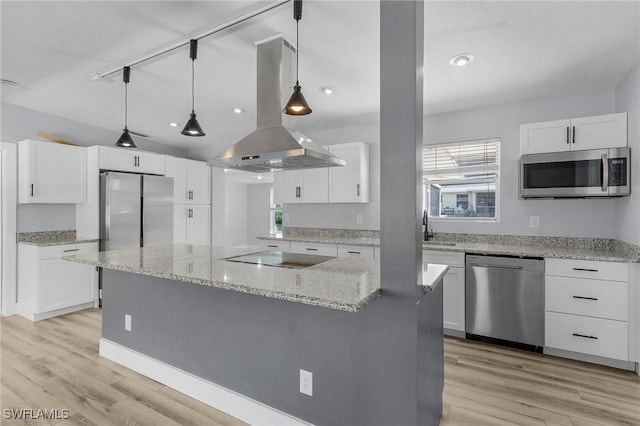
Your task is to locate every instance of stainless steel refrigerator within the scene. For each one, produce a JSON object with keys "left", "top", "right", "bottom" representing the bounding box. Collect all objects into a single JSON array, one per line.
[{"left": 99, "top": 172, "right": 173, "bottom": 251}]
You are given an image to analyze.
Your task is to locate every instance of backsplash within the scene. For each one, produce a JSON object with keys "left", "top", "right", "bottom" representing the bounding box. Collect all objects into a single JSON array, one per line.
[{"left": 283, "top": 227, "right": 379, "bottom": 239}]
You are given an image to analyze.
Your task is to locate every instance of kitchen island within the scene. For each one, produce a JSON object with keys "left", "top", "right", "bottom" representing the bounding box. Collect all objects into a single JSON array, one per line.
[{"left": 66, "top": 244, "right": 447, "bottom": 425}]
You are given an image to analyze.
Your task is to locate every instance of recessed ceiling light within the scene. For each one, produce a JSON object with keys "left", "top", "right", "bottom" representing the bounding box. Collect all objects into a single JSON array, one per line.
[
  {"left": 168, "top": 122, "right": 180, "bottom": 127},
  {"left": 232, "top": 107, "right": 245, "bottom": 114},
  {"left": 257, "top": 175, "right": 263, "bottom": 180},
  {"left": 449, "top": 53, "right": 475, "bottom": 67},
  {"left": 319, "top": 86, "right": 335, "bottom": 95}
]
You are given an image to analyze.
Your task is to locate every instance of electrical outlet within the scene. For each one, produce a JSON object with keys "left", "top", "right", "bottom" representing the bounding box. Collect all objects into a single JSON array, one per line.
[
  {"left": 299, "top": 369, "right": 313, "bottom": 396},
  {"left": 125, "top": 314, "right": 132, "bottom": 331},
  {"left": 356, "top": 214, "right": 363, "bottom": 224},
  {"left": 529, "top": 216, "right": 540, "bottom": 228}
]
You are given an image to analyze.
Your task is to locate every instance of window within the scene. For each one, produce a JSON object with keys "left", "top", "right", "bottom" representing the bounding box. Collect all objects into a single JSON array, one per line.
[
  {"left": 423, "top": 139, "right": 500, "bottom": 220},
  {"left": 269, "top": 188, "right": 283, "bottom": 236}
]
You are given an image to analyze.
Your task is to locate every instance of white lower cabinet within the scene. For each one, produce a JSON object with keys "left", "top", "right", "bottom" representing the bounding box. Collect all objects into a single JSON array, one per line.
[
  {"left": 290, "top": 241, "right": 338, "bottom": 257},
  {"left": 423, "top": 250, "right": 465, "bottom": 335},
  {"left": 337, "top": 244, "right": 375, "bottom": 260},
  {"left": 544, "top": 258, "right": 630, "bottom": 363},
  {"left": 18, "top": 242, "right": 98, "bottom": 321},
  {"left": 174, "top": 205, "right": 210, "bottom": 245},
  {"left": 258, "top": 240, "right": 291, "bottom": 251},
  {"left": 545, "top": 312, "right": 628, "bottom": 361}
]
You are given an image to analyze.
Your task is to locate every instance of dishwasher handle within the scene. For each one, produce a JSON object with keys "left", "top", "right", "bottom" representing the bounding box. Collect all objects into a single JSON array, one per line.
[{"left": 469, "top": 263, "right": 523, "bottom": 271}]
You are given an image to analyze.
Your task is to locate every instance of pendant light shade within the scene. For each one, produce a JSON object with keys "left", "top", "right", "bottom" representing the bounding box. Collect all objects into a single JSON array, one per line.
[
  {"left": 284, "top": 84, "right": 312, "bottom": 115},
  {"left": 284, "top": 0, "right": 312, "bottom": 116},
  {"left": 115, "top": 66, "right": 137, "bottom": 148},
  {"left": 115, "top": 128, "right": 136, "bottom": 148},
  {"left": 182, "top": 39, "right": 205, "bottom": 136}
]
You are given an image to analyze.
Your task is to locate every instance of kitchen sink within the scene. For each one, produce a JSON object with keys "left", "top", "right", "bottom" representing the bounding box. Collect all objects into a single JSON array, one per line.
[{"left": 423, "top": 241, "right": 457, "bottom": 246}]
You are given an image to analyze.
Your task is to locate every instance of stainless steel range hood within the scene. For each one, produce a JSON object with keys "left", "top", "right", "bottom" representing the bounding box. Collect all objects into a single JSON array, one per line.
[{"left": 208, "top": 36, "right": 345, "bottom": 172}]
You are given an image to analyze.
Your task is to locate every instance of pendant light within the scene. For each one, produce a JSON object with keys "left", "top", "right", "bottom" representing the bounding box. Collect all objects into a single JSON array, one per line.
[
  {"left": 182, "top": 39, "right": 205, "bottom": 136},
  {"left": 284, "top": 0, "right": 312, "bottom": 115},
  {"left": 115, "top": 66, "right": 137, "bottom": 148}
]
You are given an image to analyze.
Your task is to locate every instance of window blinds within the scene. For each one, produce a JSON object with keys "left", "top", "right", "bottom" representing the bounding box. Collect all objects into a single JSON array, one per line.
[{"left": 423, "top": 139, "right": 500, "bottom": 183}]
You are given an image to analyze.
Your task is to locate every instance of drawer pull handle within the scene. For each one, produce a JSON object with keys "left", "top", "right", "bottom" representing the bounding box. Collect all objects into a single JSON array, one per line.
[
  {"left": 347, "top": 251, "right": 361, "bottom": 254},
  {"left": 305, "top": 248, "right": 318, "bottom": 251},
  {"left": 267, "top": 245, "right": 278, "bottom": 248},
  {"left": 572, "top": 296, "right": 598, "bottom": 301},
  {"left": 573, "top": 333, "right": 598, "bottom": 340},
  {"left": 572, "top": 268, "right": 598, "bottom": 272},
  {"left": 63, "top": 249, "right": 80, "bottom": 252}
]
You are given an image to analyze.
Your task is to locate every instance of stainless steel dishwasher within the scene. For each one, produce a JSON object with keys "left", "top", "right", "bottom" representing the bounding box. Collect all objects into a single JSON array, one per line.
[{"left": 466, "top": 254, "right": 544, "bottom": 351}]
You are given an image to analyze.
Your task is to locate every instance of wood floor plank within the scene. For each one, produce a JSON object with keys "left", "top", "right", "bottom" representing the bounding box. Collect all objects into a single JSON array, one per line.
[{"left": 3, "top": 309, "right": 639, "bottom": 426}]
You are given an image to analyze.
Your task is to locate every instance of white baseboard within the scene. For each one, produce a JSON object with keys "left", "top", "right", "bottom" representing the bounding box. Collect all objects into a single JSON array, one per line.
[
  {"left": 99, "top": 339, "right": 312, "bottom": 426},
  {"left": 544, "top": 347, "right": 636, "bottom": 371}
]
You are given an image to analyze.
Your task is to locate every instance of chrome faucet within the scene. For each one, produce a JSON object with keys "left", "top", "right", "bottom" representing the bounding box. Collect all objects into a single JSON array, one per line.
[{"left": 422, "top": 210, "right": 434, "bottom": 241}]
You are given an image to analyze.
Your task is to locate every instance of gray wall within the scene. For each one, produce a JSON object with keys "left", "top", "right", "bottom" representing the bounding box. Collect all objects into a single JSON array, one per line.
[
  {"left": 1, "top": 102, "right": 189, "bottom": 233},
  {"left": 425, "top": 88, "right": 619, "bottom": 238},
  {"left": 615, "top": 63, "right": 640, "bottom": 245},
  {"left": 246, "top": 183, "right": 272, "bottom": 246},
  {"left": 282, "top": 123, "right": 381, "bottom": 230}
]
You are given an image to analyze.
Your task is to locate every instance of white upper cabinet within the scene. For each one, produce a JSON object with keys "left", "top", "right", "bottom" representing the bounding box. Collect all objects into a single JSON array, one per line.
[
  {"left": 328, "top": 142, "right": 369, "bottom": 203},
  {"left": 165, "top": 157, "right": 210, "bottom": 205},
  {"left": 272, "top": 141, "right": 370, "bottom": 204},
  {"left": 98, "top": 146, "right": 165, "bottom": 175},
  {"left": 273, "top": 168, "right": 329, "bottom": 204},
  {"left": 520, "top": 113, "right": 627, "bottom": 155},
  {"left": 18, "top": 139, "right": 87, "bottom": 204}
]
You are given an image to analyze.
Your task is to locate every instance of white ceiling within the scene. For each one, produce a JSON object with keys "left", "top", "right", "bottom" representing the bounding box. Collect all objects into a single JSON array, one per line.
[{"left": 2, "top": 1, "right": 639, "bottom": 163}]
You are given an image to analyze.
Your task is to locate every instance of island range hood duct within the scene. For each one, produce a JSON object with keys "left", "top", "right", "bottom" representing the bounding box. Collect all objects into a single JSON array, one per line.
[{"left": 208, "top": 36, "right": 345, "bottom": 172}]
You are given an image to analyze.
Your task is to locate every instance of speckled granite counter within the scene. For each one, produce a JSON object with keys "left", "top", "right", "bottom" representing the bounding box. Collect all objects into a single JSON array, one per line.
[
  {"left": 66, "top": 244, "right": 380, "bottom": 312},
  {"left": 66, "top": 244, "right": 446, "bottom": 312},
  {"left": 258, "top": 234, "right": 640, "bottom": 263},
  {"left": 17, "top": 230, "right": 99, "bottom": 247}
]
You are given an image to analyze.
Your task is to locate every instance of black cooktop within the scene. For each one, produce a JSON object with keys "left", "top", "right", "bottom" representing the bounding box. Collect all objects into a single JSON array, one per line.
[{"left": 224, "top": 250, "right": 335, "bottom": 269}]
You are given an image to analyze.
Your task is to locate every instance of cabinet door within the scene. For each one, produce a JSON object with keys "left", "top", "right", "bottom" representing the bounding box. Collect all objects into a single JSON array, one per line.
[
  {"left": 136, "top": 152, "right": 165, "bottom": 175},
  {"left": 20, "top": 140, "right": 87, "bottom": 203},
  {"left": 166, "top": 158, "right": 189, "bottom": 204},
  {"left": 188, "top": 160, "right": 211, "bottom": 204},
  {"left": 188, "top": 205, "right": 211, "bottom": 245},
  {"left": 519, "top": 119, "right": 571, "bottom": 155},
  {"left": 299, "top": 168, "right": 329, "bottom": 203},
  {"left": 259, "top": 240, "right": 291, "bottom": 251},
  {"left": 442, "top": 267, "right": 465, "bottom": 333},
  {"left": 290, "top": 241, "right": 338, "bottom": 257},
  {"left": 328, "top": 143, "right": 369, "bottom": 203},
  {"left": 100, "top": 146, "right": 136, "bottom": 172},
  {"left": 337, "top": 245, "right": 375, "bottom": 260},
  {"left": 572, "top": 113, "right": 627, "bottom": 151},
  {"left": 174, "top": 206, "right": 190, "bottom": 244},
  {"left": 38, "top": 259, "right": 96, "bottom": 312},
  {"left": 273, "top": 170, "right": 300, "bottom": 204}
]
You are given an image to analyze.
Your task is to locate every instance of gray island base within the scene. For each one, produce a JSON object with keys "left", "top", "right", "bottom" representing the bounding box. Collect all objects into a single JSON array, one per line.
[{"left": 66, "top": 244, "right": 447, "bottom": 425}]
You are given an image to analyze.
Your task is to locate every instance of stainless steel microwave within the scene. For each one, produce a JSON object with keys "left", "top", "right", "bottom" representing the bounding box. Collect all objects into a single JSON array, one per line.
[{"left": 520, "top": 147, "right": 630, "bottom": 198}]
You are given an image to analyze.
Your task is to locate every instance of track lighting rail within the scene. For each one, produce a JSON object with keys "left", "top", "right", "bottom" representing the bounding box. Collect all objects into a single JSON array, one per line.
[{"left": 93, "top": 0, "right": 290, "bottom": 80}]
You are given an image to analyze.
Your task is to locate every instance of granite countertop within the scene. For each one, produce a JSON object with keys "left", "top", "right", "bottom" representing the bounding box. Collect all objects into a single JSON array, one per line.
[
  {"left": 421, "top": 263, "right": 448, "bottom": 293},
  {"left": 65, "top": 244, "right": 381, "bottom": 313},
  {"left": 17, "top": 230, "right": 99, "bottom": 247},
  {"left": 258, "top": 235, "right": 640, "bottom": 263}
]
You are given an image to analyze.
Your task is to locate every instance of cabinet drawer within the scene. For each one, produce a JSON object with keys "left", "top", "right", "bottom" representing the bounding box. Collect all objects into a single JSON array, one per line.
[
  {"left": 423, "top": 250, "right": 465, "bottom": 268},
  {"left": 545, "top": 276, "right": 627, "bottom": 321},
  {"left": 258, "top": 241, "right": 291, "bottom": 252},
  {"left": 38, "top": 242, "right": 98, "bottom": 260},
  {"left": 337, "top": 245, "right": 375, "bottom": 260},
  {"left": 545, "top": 312, "right": 628, "bottom": 361},
  {"left": 290, "top": 242, "right": 338, "bottom": 257},
  {"left": 545, "top": 258, "right": 628, "bottom": 282}
]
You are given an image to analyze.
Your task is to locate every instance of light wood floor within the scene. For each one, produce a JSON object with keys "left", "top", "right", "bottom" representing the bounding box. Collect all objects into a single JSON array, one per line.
[{"left": 1, "top": 310, "right": 639, "bottom": 426}]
